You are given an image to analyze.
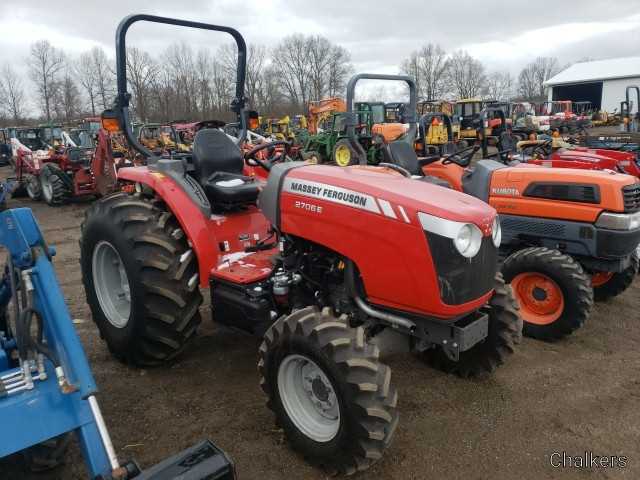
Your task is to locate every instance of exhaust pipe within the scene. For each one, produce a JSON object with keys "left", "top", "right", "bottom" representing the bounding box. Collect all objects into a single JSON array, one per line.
[{"left": 345, "top": 261, "right": 416, "bottom": 332}]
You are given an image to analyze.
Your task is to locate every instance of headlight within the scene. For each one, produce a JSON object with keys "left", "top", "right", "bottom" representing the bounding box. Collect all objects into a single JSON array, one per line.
[
  {"left": 418, "top": 212, "right": 483, "bottom": 258},
  {"left": 492, "top": 216, "right": 502, "bottom": 247},
  {"left": 595, "top": 211, "right": 640, "bottom": 230}
]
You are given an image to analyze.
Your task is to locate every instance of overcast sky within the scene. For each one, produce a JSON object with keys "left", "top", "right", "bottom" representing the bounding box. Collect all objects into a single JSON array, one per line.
[{"left": 1, "top": 0, "right": 640, "bottom": 96}]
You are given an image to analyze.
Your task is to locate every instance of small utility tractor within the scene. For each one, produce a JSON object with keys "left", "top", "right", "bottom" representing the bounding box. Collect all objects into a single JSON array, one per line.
[
  {"left": 512, "top": 135, "right": 640, "bottom": 179},
  {"left": 138, "top": 123, "right": 191, "bottom": 155},
  {"left": 415, "top": 111, "right": 456, "bottom": 157},
  {"left": 417, "top": 100, "right": 460, "bottom": 141},
  {"left": 10, "top": 126, "right": 97, "bottom": 205},
  {"left": 548, "top": 100, "right": 578, "bottom": 133},
  {"left": 81, "top": 15, "right": 521, "bottom": 476},
  {"left": 0, "top": 207, "right": 235, "bottom": 479},
  {"left": 302, "top": 74, "right": 413, "bottom": 166},
  {"left": 383, "top": 140, "right": 640, "bottom": 340},
  {"left": 10, "top": 127, "right": 55, "bottom": 200}
]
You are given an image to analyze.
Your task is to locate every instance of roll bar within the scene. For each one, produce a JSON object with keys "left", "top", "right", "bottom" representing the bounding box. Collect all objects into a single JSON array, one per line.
[
  {"left": 344, "top": 73, "right": 417, "bottom": 165},
  {"left": 111, "top": 14, "right": 248, "bottom": 158},
  {"left": 622, "top": 85, "right": 640, "bottom": 133}
]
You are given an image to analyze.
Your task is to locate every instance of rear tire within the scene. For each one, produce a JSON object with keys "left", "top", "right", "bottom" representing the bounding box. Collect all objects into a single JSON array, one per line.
[
  {"left": 40, "top": 163, "right": 70, "bottom": 205},
  {"left": 80, "top": 192, "right": 202, "bottom": 366},
  {"left": 423, "top": 273, "right": 521, "bottom": 377},
  {"left": 592, "top": 253, "right": 639, "bottom": 302},
  {"left": 259, "top": 307, "right": 398, "bottom": 475},
  {"left": 501, "top": 247, "right": 593, "bottom": 340}
]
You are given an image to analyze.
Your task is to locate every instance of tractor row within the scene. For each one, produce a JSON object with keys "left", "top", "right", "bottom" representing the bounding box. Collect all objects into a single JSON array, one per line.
[{"left": 2, "top": 13, "right": 639, "bottom": 479}]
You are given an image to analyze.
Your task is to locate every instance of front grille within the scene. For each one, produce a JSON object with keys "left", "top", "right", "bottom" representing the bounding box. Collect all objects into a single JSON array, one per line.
[
  {"left": 425, "top": 233, "right": 497, "bottom": 305},
  {"left": 622, "top": 183, "right": 640, "bottom": 213},
  {"left": 500, "top": 216, "right": 567, "bottom": 238}
]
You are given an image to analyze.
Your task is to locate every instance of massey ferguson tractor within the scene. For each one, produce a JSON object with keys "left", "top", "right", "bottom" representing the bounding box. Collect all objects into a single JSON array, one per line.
[{"left": 80, "top": 15, "right": 521, "bottom": 476}]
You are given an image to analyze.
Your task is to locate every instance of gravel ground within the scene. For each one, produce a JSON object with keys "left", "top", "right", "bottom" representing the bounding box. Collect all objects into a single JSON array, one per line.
[{"left": 0, "top": 142, "right": 639, "bottom": 480}]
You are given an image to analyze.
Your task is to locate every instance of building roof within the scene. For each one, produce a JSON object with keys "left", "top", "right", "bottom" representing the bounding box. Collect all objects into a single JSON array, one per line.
[{"left": 544, "top": 56, "right": 640, "bottom": 86}]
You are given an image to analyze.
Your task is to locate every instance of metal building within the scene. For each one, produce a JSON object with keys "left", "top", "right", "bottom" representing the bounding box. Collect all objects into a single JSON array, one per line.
[{"left": 544, "top": 57, "right": 640, "bottom": 112}]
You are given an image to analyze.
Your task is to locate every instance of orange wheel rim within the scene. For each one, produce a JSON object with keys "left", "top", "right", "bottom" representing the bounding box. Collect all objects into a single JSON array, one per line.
[
  {"left": 591, "top": 272, "right": 613, "bottom": 287},
  {"left": 511, "top": 272, "right": 564, "bottom": 325}
]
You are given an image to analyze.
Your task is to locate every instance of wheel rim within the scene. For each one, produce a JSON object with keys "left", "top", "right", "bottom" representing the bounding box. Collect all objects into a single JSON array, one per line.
[
  {"left": 335, "top": 145, "right": 351, "bottom": 167},
  {"left": 41, "top": 175, "right": 53, "bottom": 202},
  {"left": 591, "top": 272, "right": 614, "bottom": 287},
  {"left": 277, "top": 354, "right": 340, "bottom": 442},
  {"left": 26, "top": 178, "right": 39, "bottom": 199},
  {"left": 511, "top": 272, "right": 564, "bottom": 325},
  {"left": 92, "top": 240, "right": 131, "bottom": 328}
]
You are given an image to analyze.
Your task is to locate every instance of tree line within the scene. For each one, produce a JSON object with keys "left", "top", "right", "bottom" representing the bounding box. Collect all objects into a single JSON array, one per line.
[{"left": 0, "top": 36, "right": 563, "bottom": 127}]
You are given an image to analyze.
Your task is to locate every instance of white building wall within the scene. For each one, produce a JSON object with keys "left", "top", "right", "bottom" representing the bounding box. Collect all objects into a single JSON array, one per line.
[
  {"left": 601, "top": 77, "right": 640, "bottom": 113},
  {"left": 548, "top": 77, "right": 640, "bottom": 112}
]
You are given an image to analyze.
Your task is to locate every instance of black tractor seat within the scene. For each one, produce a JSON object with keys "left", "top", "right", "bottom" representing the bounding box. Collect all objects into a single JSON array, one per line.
[{"left": 191, "top": 128, "right": 260, "bottom": 208}]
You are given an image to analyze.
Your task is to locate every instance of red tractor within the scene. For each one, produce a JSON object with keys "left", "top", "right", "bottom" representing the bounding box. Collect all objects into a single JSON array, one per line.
[
  {"left": 511, "top": 136, "right": 640, "bottom": 179},
  {"left": 80, "top": 15, "right": 521, "bottom": 475},
  {"left": 10, "top": 125, "right": 96, "bottom": 205}
]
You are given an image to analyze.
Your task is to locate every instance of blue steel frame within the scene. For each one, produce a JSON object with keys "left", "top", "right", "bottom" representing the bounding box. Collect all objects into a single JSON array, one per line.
[{"left": 0, "top": 208, "right": 112, "bottom": 477}]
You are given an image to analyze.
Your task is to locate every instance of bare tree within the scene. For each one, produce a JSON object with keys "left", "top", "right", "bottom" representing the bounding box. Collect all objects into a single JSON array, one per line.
[
  {"left": 446, "top": 50, "right": 486, "bottom": 98},
  {"left": 76, "top": 52, "right": 98, "bottom": 115},
  {"left": 28, "top": 40, "right": 65, "bottom": 121},
  {"left": 126, "top": 47, "right": 158, "bottom": 122},
  {"left": 54, "top": 71, "right": 81, "bottom": 122},
  {"left": 272, "top": 34, "right": 313, "bottom": 109},
  {"left": 484, "top": 71, "right": 514, "bottom": 101},
  {"left": 91, "top": 47, "right": 114, "bottom": 110},
  {"left": 401, "top": 43, "right": 449, "bottom": 100},
  {"left": 0, "top": 64, "right": 26, "bottom": 122},
  {"left": 517, "top": 56, "right": 559, "bottom": 100}
]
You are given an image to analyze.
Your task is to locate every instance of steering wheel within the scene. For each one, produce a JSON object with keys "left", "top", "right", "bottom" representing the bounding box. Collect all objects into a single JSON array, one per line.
[
  {"left": 441, "top": 144, "right": 479, "bottom": 167},
  {"left": 244, "top": 140, "right": 291, "bottom": 172},
  {"left": 377, "top": 162, "right": 412, "bottom": 177},
  {"left": 531, "top": 140, "right": 552, "bottom": 158}
]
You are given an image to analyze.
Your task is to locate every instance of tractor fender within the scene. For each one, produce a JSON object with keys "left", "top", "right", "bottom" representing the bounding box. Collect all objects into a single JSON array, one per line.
[{"left": 117, "top": 166, "right": 218, "bottom": 288}]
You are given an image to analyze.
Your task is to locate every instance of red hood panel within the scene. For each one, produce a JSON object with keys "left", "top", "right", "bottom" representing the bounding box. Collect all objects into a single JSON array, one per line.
[{"left": 287, "top": 165, "right": 496, "bottom": 229}]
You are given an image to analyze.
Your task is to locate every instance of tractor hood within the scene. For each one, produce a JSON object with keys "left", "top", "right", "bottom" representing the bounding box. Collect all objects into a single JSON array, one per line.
[{"left": 259, "top": 163, "right": 496, "bottom": 234}]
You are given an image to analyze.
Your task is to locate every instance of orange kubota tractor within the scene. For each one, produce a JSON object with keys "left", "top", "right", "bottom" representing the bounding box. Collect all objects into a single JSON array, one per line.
[{"left": 382, "top": 143, "right": 640, "bottom": 340}]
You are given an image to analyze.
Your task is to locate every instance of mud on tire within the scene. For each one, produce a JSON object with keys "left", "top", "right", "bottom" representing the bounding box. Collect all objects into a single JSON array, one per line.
[
  {"left": 501, "top": 247, "right": 593, "bottom": 341},
  {"left": 423, "top": 273, "right": 522, "bottom": 378},
  {"left": 80, "top": 192, "right": 202, "bottom": 366},
  {"left": 259, "top": 307, "right": 398, "bottom": 476}
]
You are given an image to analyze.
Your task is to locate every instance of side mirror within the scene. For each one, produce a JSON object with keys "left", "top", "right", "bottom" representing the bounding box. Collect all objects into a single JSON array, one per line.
[{"left": 101, "top": 109, "right": 122, "bottom": 133}]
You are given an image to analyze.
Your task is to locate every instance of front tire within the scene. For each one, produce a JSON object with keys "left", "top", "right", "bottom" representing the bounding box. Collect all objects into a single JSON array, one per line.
[
  {"left": 423, "top": 273, "right": 521, "bottom": 377},
  {"left": 501, "top": 247, "right": 593, "bottom": 340},
  {"left": 25, "top": 174, "right": 41, "bottom": 200},
  {"left": 80, "top": 192, "right": 202, "bottom": 366},
  {"left": 259, "top": 307, "right": 398, "bottom": 475},
  {"left": 40, "top": 163, "right": 70, "bottom": 205},
  {"left": 592, "top": 253, "right": 639, "bottom": 301},
  {"left": 332, "top": 139, "right": 357, "bottom": 167}
]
